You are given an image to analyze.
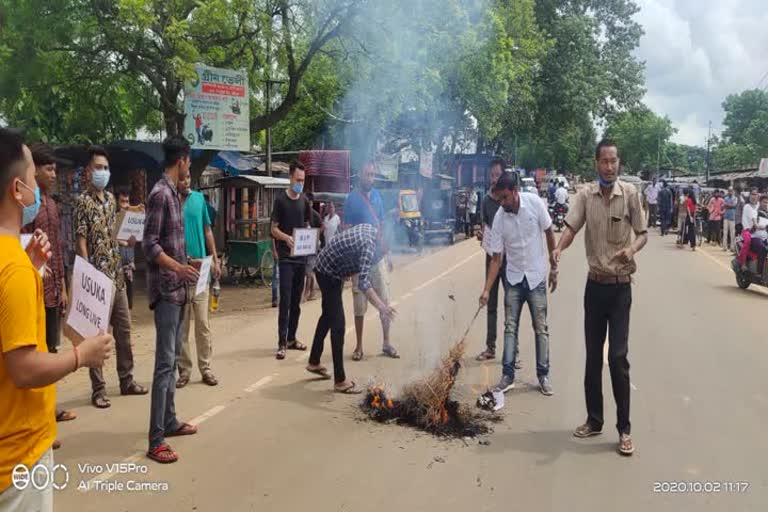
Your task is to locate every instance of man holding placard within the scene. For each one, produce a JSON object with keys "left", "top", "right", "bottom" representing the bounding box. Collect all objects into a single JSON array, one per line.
[
  {"left": 271, "top": 161, "right": 311, "bottom": 360},
  {"left": 143, "top": 136, "right": 201, "bottom": 464},
  {"left": 0, "top": 128, "right": 111, "bottom": 510},
  {"left": 176, "top": 166, "right": 220, "bottom": 388},
  {"left": 74, "top": 146, "right": 147, "bottom": 409}
]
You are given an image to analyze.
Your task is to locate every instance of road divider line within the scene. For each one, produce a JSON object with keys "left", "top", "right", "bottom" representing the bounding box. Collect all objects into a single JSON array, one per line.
[
  {"left": 244, "top": 375, "right": 274, "bottom": 393},
  {"left": 189, "top": 405, "right": 227, "bottom": 426},
  {"left": 412, "top": 251, "right": 483, "bottom": 293},
  {"left": 696, "top": 246, "right": 768, "bottom": 296}
]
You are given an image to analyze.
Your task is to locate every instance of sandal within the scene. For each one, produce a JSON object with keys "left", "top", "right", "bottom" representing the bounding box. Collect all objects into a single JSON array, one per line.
[
  {"left": 618, "top": 434, "right": 634, "bottom": 456},
  {"left": 56, "top": 409, "right": 77, "bottom": 422},
  {"left": 147, "top": 444, "right": 178, "bottom": 464},
  {"left": 202, "top": 373, "right": 219, "bottom": 386},
  {"left": 286, "top": 340, "right": 307, "bottom": 351},
  {"left": 334, "top": 381, "right": 363, "bottom": 394},
  {"left": 306, "top": 366, "right": 332, "bottom": 380},
  {"left": 176, "top": 374, "right": 190, "bottom": 389},
  {"left": 574, "top": 422, "right": 603, "bottom": 438},
  {"left": 475, "top": 350, "right": 495, "bottom": 361},
  {"left": 276, "top": 346, "right": 287, "bottom": 360},
  {"left": 166, "top": 422, "right": 198, "bottom": 438},
  {"left": 351, "top": 350, "right": 364, "bottom": 361},
  {"left": 92, "top": 396, "right": 111, "bottom": 409},
  {"left": 381, "top": 345, "right": 400, "bottom": 359},
  {"left": 121, "top": 382, "right": 148, "bottom": 396}
]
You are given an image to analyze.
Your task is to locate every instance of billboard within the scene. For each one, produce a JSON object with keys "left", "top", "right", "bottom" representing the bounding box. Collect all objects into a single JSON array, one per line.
[{"left": 184, "top": 64, "right": 250, "bottom": 151}]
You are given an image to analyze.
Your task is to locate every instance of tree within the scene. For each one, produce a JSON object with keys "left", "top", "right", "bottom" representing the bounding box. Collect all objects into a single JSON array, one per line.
[
  {"left": 603, "top": 106, "right": 675, "bottom": 175},
  {"left": 721, "top": 89, "right": 768, "bottom": 145}
]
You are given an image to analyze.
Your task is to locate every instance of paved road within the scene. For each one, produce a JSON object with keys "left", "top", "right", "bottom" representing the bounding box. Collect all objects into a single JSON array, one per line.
[{"left": 52, "top": 232, "right": 766, "bottom": 511}]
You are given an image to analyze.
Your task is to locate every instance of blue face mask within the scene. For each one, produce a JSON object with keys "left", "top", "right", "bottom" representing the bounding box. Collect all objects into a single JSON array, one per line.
[
  {"left": 292, "top": 183, "right": 303, "bottom": 195},
  {"left": 92, "top": 169, "right": 111, "bottom": 190},
  {"left": 17, "top": 180, "right": 41, "bottom": 226},
  {"left": 597, "top": 175, "right": 615, "bottom": 189}
]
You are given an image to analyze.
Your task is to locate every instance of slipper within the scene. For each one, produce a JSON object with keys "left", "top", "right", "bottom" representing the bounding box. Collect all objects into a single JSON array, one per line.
[
  {"left": 147, "top": 444, "right": 178, "bottom": 464},
  {"left": 287, "top": 340, "right": 307, "bottom": 351},
  {"left": 56, "top": 410, "right": 77, "bottom": 422},
  {"left": 276, "top": 346, "right": 287, "bottom": 360},
  {"left": 202, "top": 373, "right": 219, "bottom": 386},
  {"left": 381, "top": 345, "right": 400, "bottom": 359},
  {"left": 306, "top": 366, "right": 332, "bottom": 380},
  {"left": 176, "top": 374, "right": 190, "bottom": 389},
  {"left": 92, "top": 396, "right": 111, "bottom": 409},
  {"left": 351, "top": 350, "right": 364, "bottom": 361},
  {"left": 334, "top": 381, "right": 363, "bottom": 394},
  {"left": 166, "top": 422, "right": 198, "bottom": 438},
  {"left": 121, "top": 382, "right": 148, "bottom": 396},
  {"left": 475, "top": 350, "right": 495, "bottom": 361}
]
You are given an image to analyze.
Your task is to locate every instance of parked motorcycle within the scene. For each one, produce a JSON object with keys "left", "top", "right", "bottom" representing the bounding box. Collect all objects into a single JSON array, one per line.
[{"left": 731, "top": 236, "right": 768, "bottom": 290}]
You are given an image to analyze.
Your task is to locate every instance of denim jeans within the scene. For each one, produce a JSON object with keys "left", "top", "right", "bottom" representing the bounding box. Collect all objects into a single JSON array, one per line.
[
  {"left": 149, "top": 300, "right": 185, "bottom": 450},
  {"left": 485, "top": 254, "right": 506, "bottom": 353},
  {"left": 502, "top": 277, "right": 550, "bottom": 379}
]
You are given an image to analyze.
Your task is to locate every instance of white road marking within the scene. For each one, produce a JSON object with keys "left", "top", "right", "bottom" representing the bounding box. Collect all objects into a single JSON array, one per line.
[
  {"left": 244, "top": 375, "right": 274, "bottom": 393},
  {"left": 696, "top": 247, "right": 768, "bottom": 296},
  {"left": 412, "top": 251, "right": 483, "bottom": 293},
  {"left": 630, "top": 382, "right": 638, "bottom": 391},
  {"left": 189, "top": 405, "right": 227, "bottom": 425}
]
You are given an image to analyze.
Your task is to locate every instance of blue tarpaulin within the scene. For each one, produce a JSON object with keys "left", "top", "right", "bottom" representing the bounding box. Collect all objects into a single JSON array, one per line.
[{"left": 208, "top": 151, "right": 261, "bottom": 175}]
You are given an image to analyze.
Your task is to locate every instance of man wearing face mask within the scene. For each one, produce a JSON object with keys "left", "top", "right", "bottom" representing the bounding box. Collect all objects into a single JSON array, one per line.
[
  {"left": 553, "top": 140, "right": 647, "bottom": 456},
  {"left": 478, "top": 171, "right": 557, "bottom": 397},
  {"left": 271, "top": 161, "right": 311, "bottom": 360},
  {"left": 0, "top": 128, "right": 111, "bottom": 510},
  {"left": 74, "top": 146, "right": 147, "bottom": 409}
]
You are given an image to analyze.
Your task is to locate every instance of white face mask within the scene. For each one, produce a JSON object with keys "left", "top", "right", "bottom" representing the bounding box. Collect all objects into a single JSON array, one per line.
[{"left": 92, "top": 169, "right": 111, "bottom": 190}]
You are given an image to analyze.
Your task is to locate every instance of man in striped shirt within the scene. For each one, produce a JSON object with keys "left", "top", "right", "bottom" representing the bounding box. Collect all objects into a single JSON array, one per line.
[{"left": 306, "top": 223, "right": 396, "bottom": 394}]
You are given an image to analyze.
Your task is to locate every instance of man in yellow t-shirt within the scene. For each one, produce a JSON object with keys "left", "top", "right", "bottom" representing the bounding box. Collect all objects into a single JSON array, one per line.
[{"left": 0, "top": 128, "right": 112, "bottom": 510}]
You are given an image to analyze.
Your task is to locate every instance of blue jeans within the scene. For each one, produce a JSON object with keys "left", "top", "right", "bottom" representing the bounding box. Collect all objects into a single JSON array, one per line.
[
  {"left": 149, "top": 300, "right": 185, "bottom": 450},
  {"left": 502, "top": 277, "right": 550, "bottom": 379},
  {"left": 272, "top": 260, "right": 280, "bottom": 303}
]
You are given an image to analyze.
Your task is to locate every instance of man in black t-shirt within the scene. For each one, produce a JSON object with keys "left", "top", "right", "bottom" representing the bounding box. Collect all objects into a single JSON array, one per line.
[{"left": 271, "top": 161, "right": 311, "bottom": 360}]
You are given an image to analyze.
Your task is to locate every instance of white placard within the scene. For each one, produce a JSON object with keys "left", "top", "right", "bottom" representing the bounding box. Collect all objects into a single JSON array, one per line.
[
  {"left": 65, "top": 256, "right": 115, "bottom": 340},
  {"left": 115, "top": 211, "right": 145, "bottom": 242},
  {"left": 291, "top": 228, "right": 319, "bottom": 257},
  {"left": 196, "top": 256, "right": 213, "bottom": 296},
  {"left": 20, "top": 234, "right": 32, "bottom": 249}
]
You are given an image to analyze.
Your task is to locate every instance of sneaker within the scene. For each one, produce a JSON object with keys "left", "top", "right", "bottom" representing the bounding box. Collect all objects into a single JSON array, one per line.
[
  {"left": 539, "top": 376, "right": 554, "bottom": 396},
  {"left": 574, "top": 422, "right": 603, "bottom": 438},
  {"left": 493, "top": 374, "right": 515, "bottom": 393}
]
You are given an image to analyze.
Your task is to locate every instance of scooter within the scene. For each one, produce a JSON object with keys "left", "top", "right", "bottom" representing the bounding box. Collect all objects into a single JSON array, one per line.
[
  {"left": 731, "top": 235, "right": 768, "bottom": 290},
  {"left": 548, "top": 203, "right": 567, "bottom": 232}
]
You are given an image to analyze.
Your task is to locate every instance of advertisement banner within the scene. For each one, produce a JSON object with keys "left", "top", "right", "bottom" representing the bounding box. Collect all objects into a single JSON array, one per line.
[
  {"left": 376, "top": 154, "right": 399, "bottom": 182},
  {"left": 184, "top": 64, "right": 250, "bottom": 151}
]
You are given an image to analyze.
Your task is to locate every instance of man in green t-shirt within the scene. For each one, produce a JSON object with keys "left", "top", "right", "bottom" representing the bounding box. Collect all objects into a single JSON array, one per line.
[{"left": 177, "top": 167, "right": 221, "bottom": 387}]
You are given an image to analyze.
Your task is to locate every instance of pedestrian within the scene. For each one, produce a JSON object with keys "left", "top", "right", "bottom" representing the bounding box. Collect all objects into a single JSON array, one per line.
[
  {"left": 116, "top": 187, "right": 138, "bottom": 310},
  {"left": 323, "top": 201, "right": 341, "bottom": 244},
  {"left": 176, "top": 166, "right": 221, "bottom": 388},
  {"left": 722, "top": 187, "right": 738, "bottom": 251},
  {"left": 24, "top": 143, "right": 78, "bottom": 443},
  {"left": 478, "top": 171, "right": 557, "bottom": 396},
  {"left": 555, "top": 180, "right": 569, "bottom": 206},
  {"left": 682, "top": 189, "right": 698, "bottom": 251},
  {"left": 304, "top": 192, "right": 323, "bottom": 302},
  {"left": 553, "top": 139, "right": 648, "bottom": 456},
  {"left": 547, "top": 179, "right": 557, "bottom": 205},
  {"left": 734, "top": 186, "right": 746, "bottom": 237},
  {"left": 676, "top": 188, "right": 689, "bottom": 246},
  {"left": 306, "top": 223, "right": 396, "bottom": 393},
  {"left": 692, "top": 179, "right": 701, "bottom": 204},
  {"left": 345, "top": 162, "right": 398, "bottom": 360},
  {"left": 657, "top": 181, "right": 673, "bottom": 236},
  {"left": 707, "top": 190, "right": 724, "bottom": 246},
  {"left": 644, "top": 177, "right": 660, "bottom": 228},
  {"left": 143, "top": 135, "right": 201, "bottom": 464},
  {"left": 271, "top": 161, "right": 310, "bottom": 360},
  {"left": 74, "top": 145, "right": 147, "bottom": 408},
  {"left": 0, "top": 127, "right": 110, "bottom": 510},
  {"left": 475, "top": 158, "right": 513, "bottom": 365}
]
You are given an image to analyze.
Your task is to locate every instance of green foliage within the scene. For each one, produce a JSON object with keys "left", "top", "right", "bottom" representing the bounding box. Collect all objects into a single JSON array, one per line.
[{"left": 603, "top": 107, "right": 675, "bottom": 175}]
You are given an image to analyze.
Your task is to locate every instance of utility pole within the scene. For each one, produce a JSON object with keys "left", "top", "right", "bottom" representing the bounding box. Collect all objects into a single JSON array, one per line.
[
  {"left": 656, "top": 132, "right": 661, "bottom": 178},
  {"left": 705, "top": 120, "right": 712, "bottom": 185}
]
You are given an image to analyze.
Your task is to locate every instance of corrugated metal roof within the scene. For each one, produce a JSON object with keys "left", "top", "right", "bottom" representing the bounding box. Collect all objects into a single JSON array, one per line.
[{"left": 217, "top": 175, "right": 290, "bottom": 188}]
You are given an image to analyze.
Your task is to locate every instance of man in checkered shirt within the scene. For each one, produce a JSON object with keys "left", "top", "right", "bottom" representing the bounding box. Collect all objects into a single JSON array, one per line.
[{"left": 306, "top": 223, "right": 396, "bottom": 393}]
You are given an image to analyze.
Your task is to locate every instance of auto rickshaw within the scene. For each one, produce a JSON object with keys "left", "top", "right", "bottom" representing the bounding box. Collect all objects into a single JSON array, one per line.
[
  {"left": 421, "top": 188, "right": 456, "bottom": 245},
  {"left": 380, "top": 188, "right": 424, "bottom": 251}
]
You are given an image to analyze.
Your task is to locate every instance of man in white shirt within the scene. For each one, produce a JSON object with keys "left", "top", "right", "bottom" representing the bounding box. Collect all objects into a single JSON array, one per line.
[
  {"left": 742, "top": 188, "right": 759, "bottom": 231},
  {"left": 323, "top": 202, "right": 340, "bottom": 244},
  {"left": 644, "top": 178, "right": 660, "bottom": 227},
  {"left": 555, "top": 181, "right": 569, "bottom": 205},
  {"left": 479, "top": 172, "right": 558, "bottom": 396}
]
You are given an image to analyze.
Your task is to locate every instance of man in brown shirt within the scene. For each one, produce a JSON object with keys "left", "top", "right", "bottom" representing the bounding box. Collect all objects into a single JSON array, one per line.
[{"left": 553, "top": 140, "right": 647, "bottom": 456}]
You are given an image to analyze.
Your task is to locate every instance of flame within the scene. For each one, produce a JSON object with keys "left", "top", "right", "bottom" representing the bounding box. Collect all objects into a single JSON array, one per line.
[{"left": 370, "top": 385, "right": 394, "bottom": 410}]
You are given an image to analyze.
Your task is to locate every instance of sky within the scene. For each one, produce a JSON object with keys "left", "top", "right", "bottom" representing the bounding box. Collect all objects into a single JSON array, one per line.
[{"left": 634, "top": 0, "right": 768, "bottom": 146}]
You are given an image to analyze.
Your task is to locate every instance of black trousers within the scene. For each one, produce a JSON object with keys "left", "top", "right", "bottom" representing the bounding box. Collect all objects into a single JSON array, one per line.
[
  {"left": 750, "top": 239, "right": 767, "bottom": 274},
  {"left": 309, "top": 272, "right": 346, "bottom": 383},
  {"left": 584, "top": 280, "right": 632, "bottom": 435},
  {"left": 277, "top": 261, "right": 306, "bottom": 346},
  {"left": 125, "top": 277, "right": 134, "bottom": 310},
  {"left": 683, "top": 217, "right": 696, "bottom": 248},
  {"left": 44, "top": 306, "right": 60, "bottom": 353},
  {"left": 485, "top": 254, "right": 505, "bottom": 353}
]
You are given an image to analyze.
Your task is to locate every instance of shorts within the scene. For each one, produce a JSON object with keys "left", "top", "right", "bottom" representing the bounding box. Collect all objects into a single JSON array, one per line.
[{"left": 352, "top": 260, "right": 390, "bottom": 316}]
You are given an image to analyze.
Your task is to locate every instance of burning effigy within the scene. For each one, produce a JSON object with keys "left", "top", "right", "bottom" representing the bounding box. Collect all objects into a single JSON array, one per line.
[{"left": 361, "top": 338, "right": 499, "bottom": 437}]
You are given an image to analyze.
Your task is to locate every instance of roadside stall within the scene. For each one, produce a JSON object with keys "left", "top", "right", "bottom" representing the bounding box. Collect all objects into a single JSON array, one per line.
[{"left": 218, "top": 175, "right": 290, "bottom": 285}]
